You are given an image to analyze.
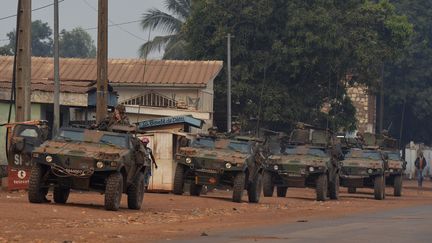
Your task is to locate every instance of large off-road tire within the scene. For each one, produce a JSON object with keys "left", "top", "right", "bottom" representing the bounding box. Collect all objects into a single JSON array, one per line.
[
  {"left": 173, "top": 164, "right": 185, "bottom": 195},
  {"left": 127, "top": 172, "right": 145, "bottom": 210},
  {"left": 393, "top": 175, "right": 403, "bottom": 197},
  {"left": 232, "top": 172, "right": 245, "bottom": 203},
  {"left": 104, "top": 172, "right": 123, "bottom": 211},
  {"left": 248, "top": 173, "right": 263, "bottom": 203},
  {"left": 189, "top": 182, "right": 203, "bottom": 196},
  {"left": 277, "top": 186, "right": 288, "bottom": 198},
  {"left": 262, "top": 171, "right": 274, "bottom": 197},
  {"left": 28, "top": 163, "right": 47, "bottom": 203},
  {"left": 53, "top": 187, "right": 70, "bottom": 204},
  {"left": 316, "top": 174, "right": 328, "bottom": 201},
  {"left": 374, "top": 175, "right": 385, "bottom": 200},
  {"left": 329, "top": 173, "right": 340, "bottom": 200},
  {"left": 348, "top": 187, "right": 356, "bottom": 194}
]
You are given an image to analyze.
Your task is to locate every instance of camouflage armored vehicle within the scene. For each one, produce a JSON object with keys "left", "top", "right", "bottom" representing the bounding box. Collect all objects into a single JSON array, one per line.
[
  {"left": 173, "top": 135, "right": 267, "bottom": 203},
  {"left": 339, "top": 133, "right": 387, "bottom": 200},
  {"left": 263, "top": 125, "right": 343, "bottom": 201},
  {"left": 27, "top": 126, "right": 151, "bottom": 211},
  {"left": 376, "top": 133, "right": 405, "bottom": 196}
]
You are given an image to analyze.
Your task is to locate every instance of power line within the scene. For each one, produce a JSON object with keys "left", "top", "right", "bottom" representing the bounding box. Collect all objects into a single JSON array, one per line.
[
  {"left": 0, "top": 0, "right": 66, "bottom": 21},
  {"left": 81, "top": 0, "right": 146, "bottom": 41},
  {"left": 83, "top": 20, "right": 141, "bottom": 31}
]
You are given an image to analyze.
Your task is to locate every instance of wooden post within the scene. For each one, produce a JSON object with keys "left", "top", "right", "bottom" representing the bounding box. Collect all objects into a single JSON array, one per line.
[
  {"left": 15, "top": 0, "right": 32, "bottom": 122},
  {"left": 96, "top": 0, "right": 108, "bottom": 123},
  {"left": 53, "top": 0, "right": 60, "bottom": 137}
]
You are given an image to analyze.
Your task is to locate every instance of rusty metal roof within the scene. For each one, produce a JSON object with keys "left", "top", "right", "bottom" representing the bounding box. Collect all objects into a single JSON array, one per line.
[{"left": 0, "top": 56, "right": 223, "bottom": 90}]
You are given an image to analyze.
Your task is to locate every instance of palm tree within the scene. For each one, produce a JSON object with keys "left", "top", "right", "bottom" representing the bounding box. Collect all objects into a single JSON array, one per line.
[{"left": 139, "top": 0, "right": 191, "bottom": 59}]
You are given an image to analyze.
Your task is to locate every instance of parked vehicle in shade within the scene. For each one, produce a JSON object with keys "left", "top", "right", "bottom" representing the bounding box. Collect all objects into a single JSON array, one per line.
[
  {"left": 340, "top": 147, "right": 386, "bottom": 200},
  {"left": 14, "top": 125, "right": 152, "bottom": 211},
  {"left": 263, "top": 125, "right": 343, "bottom": 201},
  {"left": 173, "top": 135, "right": 268, "bottom": 203}
]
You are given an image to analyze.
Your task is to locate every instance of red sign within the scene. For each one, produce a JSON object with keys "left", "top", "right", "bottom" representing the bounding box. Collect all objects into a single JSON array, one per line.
[{"left": 7, "top": 167, "right": 30, "bottom": 191}]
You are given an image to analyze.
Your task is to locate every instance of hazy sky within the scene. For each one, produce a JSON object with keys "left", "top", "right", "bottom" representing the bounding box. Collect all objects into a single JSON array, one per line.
[{"left": 0, "top": 0, "right": 166, "bottom": 59}]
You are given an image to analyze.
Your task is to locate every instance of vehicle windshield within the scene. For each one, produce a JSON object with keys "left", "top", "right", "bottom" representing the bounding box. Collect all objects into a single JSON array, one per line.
[
  {"left": 347, "top": 150, "right": 381, "bottom": 160},
  {"left": 57, "top": 129, "right": 84, "bottom": 141},
  {"left": 100, "top": 134, "right": 128, "bottom": 148},
  {"left": 282, "top": 147, "right": 327, "bottom": 157},
  {"left": 227, "top": 141, "right": 251, "bottom": 154},
  {"left": 191, "top": 138, "right": 215, "bottom": 149},
  {"left": 387, "top": 152, "right": 401, "bottom": 160}
]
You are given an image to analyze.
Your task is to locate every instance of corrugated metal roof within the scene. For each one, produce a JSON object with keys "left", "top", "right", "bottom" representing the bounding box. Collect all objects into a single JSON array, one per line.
[{"left": 0, "top": 56, "right": 222, "bottom": 89}]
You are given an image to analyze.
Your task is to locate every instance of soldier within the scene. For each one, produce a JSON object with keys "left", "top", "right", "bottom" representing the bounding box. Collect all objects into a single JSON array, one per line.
[
  {"left": 109, "top": 104, "right": 130, "bottom": 126},
  {"left": 140, "top": 137, "right": 158, "bottom": 169},
  {"left": 231, "top": 121, "right": 241, "bottom": 135}
]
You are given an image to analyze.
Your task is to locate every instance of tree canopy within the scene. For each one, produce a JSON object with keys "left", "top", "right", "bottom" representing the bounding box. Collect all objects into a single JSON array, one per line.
[
  {"left": 185, "top": 0, "right": 412, "bottom": 133},
  {"left": 0, "top": 20, "right": 53, "bottom": 57},
  {"left": 139, "top": 0, "right": 191, "bottom": 59},
  {"left": 59, "top": 27, "right": 96, "bottom": 58},
  {"left": 0, "top": 21, "right": 96, "bottom": 59}
]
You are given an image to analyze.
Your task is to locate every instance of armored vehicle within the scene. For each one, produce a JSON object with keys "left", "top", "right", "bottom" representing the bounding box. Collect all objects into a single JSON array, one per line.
[
  {"left": 173, "top": 135, "right": 267, "bottom": 203},
  {"left": 376, "top": 133, "right": 405, "bottom": 196},
  {"left": 263, "top": 126, "right": 343, "bottom": 201},
  {"left": 339, "top": 133, "right": 387, "bottom": 200},
  {"left": 27, "top": 126, "right": 151, "bottom": 211}
]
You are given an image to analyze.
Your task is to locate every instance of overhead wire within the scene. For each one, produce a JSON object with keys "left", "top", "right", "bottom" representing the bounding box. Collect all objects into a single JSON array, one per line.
[
  {"left": 0, "top": 0, "right": 66, "bottom": 21},
  {"left": 81, "top": 0, "right": 146, "bottom": 41}
]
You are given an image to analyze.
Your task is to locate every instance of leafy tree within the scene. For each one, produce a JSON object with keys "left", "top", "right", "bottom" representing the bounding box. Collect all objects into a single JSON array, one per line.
[
  {"left": 0, "top": 20, "right": 53, "bottom": 57},
  {"left": 382, "top": 0, "right": 432, "bottom": 145},
  {"left": 185, "top": 0, "right": 412, "bottom": 133},
  {"left": 59, "top": 27, "right": 96, "bottom": 58},
  {"left": 139, "top": 0, "right": 191, "bottom": 59}
]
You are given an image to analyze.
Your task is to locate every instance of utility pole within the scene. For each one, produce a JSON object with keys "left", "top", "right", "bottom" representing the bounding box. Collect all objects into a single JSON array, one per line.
[
  {"left": 226, "top": 33, "right": 233, "bottom": 132},
  {"left": 96, "top": 0, "right": 108, "bottom": 123},
  {"left": 53, "top": 0, "right": 60, "bottom": 137},
  {"left": 15, "top": 0, "right": 31, "bottom": 122}
]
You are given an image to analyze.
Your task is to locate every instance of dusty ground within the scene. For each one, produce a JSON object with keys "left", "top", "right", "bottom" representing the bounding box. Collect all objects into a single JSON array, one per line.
[{"left": 0, "top": 180, "right": 431, "bottom": 242}]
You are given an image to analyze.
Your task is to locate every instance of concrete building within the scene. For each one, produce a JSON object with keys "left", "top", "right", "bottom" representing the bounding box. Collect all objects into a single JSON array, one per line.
[{"left": 346, "top": 83, "right": 377, "bottom": 134}]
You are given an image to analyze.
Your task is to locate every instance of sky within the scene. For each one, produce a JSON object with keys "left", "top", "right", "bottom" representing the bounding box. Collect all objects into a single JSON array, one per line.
[{"left": 0, "top": 0, "right": 166, "bottom": 59}]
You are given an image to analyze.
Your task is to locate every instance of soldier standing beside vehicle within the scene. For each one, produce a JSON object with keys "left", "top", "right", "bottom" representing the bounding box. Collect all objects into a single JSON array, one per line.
[
  {"left": 139, "top": 137, "right": 158, "bottom": 185},
  {"left": 415, "top": 152, "right": 427, "bottom": 190}
]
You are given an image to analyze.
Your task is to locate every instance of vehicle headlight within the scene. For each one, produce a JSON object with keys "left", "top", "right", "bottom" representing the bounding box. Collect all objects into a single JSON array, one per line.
[
  {"left": 273, "top": 165, "right": 279, "bottom": 170},
  {"left": 96, "top": 161, "right": 104, "bottom": 169},
  {"left": 308, "top": 167, "right": 315, "bottom": 172},
  {"left": 45, "top": 155, "right": 53, "bottom": 163},
  {"left": 367, "top": 168, "right": 373, "bottom": 174},
  {"left": 185, "top": 157, "right": 192, "bottom": 164},
  {"left": 225, "top": 162, "right": 232, "bottom": 169}
]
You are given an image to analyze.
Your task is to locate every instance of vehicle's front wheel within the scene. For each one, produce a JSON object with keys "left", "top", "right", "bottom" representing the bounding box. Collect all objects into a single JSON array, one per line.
[
  {"left": 329, "top": 173, "right": 340, "bottom": 200},
  {"left": 232, "top": 172, "right": 245, "bottom": 203},
  {"left": 262, "top": 171, "right": 274, "bottom": 197},
  {"left": 393, "top": 175, "right": 403, "bottom": 197},
  {"left": 53, "top": 187, "right": 70, "bottom": 204},
  {"left": 127, "top": 172, "right": 145, "bottom": 210},
  {"left": 104, "top": 172, "right": 123, "bottom": 211},
  {"left": 277, "top": 186, "right": 288, "bottom": 197},
  {"left": 28, "top": 163, "right": 47, "bottom": 203},
  {"left": 248, "top": 173, "right": 262, "bottom": 203},
  {"left": 316, "top": 174, "right": 328, "bottom": 201},
  {"left": 189, "top": 182, "right": 203, "bottom": 196},
  {"left": 374, "top": 175, "right": 385, "bottom": 200},
  {"left": 173, "top": 164, "right": 185, "bottom": 195}
]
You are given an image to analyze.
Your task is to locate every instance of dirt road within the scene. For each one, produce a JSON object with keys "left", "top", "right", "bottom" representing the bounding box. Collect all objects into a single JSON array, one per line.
[{"left": 0, "top": 180, "right": 431, "bottom": 242}]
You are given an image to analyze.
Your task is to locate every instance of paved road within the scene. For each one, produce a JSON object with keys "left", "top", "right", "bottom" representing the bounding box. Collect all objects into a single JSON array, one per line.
[{"left": 176, "top": 204, "right": 432, "bottom": 243}]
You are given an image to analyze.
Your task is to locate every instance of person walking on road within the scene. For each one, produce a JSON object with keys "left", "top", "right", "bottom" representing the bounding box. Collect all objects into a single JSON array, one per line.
[{"left": 415, "top": 151, "right": 427, "bottom": 190}]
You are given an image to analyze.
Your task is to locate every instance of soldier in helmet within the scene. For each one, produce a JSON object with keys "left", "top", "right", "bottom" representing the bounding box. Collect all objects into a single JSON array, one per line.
[{"left": 109, "top": 104, "right": 130, "bottom": 126}]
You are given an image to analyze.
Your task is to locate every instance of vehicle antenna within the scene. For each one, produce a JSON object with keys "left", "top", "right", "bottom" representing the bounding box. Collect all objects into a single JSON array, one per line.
[{"left": 136, "top": 28, "right": 152, "bottom": 124}]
